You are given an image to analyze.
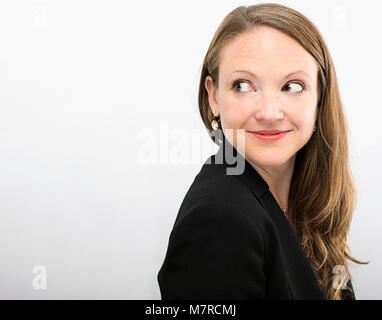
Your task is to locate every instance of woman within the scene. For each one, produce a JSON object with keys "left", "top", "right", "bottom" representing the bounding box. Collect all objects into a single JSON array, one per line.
[{"left": 157, "top": 3, "right": 367, "bottom": 300}]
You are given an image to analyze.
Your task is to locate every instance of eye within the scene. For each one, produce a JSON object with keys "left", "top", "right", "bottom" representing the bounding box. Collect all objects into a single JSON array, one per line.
[
  {"left": 232, "top": 80, "right": 305, "bottom": 94},
  {"left": 283, "top": 82, "right": 305, "bottom": 94},
  {"left": 232, "top": 80, "right": 252, "bottom": 92}
]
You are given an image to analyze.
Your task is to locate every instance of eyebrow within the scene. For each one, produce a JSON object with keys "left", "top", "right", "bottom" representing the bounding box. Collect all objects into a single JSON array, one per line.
[{"left": 230, "top": 69, "right": 312, "bottom": 80}]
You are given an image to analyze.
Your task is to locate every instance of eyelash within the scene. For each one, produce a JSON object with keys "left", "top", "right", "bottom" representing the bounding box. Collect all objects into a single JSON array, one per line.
[{"left": 232, "top": 79, "right": 306, "bottom": 94}]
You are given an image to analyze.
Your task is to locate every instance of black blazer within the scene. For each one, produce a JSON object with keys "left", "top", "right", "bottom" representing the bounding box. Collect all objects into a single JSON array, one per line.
[{"left": 158, "top": 136, "right": 355, "bottom": 300}]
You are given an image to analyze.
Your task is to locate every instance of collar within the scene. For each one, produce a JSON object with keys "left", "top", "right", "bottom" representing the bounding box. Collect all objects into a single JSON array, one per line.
[{"left": 213, "top": 134, "right": 269, "bottom": 201}]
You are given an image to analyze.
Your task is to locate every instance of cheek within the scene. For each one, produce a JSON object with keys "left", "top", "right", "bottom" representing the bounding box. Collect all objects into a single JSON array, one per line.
[
  {"left": 219, "top": 94, "right": 251, "bottom": 126},
  {"left": 288, "top": 98, "right": 317, "bottom": 128}
]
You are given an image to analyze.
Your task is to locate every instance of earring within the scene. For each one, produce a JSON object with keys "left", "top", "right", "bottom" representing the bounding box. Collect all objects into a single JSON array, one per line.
[
  {"left": 211, "top": 116, "right": 220, "bottom": 130},
  {"left": 313, "top": 125, "right": 316, "bottom": 132}
]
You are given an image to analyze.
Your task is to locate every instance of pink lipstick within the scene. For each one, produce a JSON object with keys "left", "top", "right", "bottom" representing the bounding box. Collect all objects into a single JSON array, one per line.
[{"left": 248, "top": 130, "right": 290, "bottom": 142}]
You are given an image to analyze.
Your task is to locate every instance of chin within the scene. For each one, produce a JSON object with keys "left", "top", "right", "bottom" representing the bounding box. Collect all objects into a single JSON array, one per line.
[
  {"left": 253, "top": 158, "right": 288, "bottom": 169},
  {"left": 246, "top": 149, "right": 293, "bottom": 169}
]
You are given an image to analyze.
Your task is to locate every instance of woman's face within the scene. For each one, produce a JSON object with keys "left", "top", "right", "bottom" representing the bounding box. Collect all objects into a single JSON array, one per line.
[{"left": 205, "top": 26, "right": 319, "bottom": 170}]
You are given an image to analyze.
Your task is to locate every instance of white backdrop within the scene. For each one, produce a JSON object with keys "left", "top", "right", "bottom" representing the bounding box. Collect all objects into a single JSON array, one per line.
[{"left": 0, "top": 0, "right": 380, "bottom": 299}]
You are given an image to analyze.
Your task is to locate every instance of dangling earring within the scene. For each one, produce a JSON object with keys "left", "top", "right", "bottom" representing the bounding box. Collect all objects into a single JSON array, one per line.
[
  {"left": 313, "top": 120, "right": 317, "bottom": 132},
  {"left": 211, "top": 116, "right": 220, "bottom": 130}
]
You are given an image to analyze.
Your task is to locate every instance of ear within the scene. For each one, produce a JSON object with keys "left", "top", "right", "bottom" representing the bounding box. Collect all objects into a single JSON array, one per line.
[{"left": 204, "top": 75, "right": 220, "bottom": 117}]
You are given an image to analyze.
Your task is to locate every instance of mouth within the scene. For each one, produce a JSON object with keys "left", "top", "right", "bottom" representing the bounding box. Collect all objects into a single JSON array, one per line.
[
  {"left": 255, "top": 132, "right": 284, "bottom": 135},
  {"left": 250, "top": 130, "right": 292, "bottom": 135},
  {"left": 247, "top": 130, "right": 291, "bottom": 142}
]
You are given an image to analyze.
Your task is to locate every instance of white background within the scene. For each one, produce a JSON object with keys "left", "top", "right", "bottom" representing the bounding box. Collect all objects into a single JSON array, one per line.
[{"left": 0, "top": 0, "right": 380, "bottom": 299}]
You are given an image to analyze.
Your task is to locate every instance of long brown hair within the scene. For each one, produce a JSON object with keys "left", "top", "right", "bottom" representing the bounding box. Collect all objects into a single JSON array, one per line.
[{"left": 198, "top": 3, "right": 368, "bottom": 300}]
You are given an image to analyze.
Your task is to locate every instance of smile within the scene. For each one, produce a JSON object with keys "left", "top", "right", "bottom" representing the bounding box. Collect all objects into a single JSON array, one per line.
[{"left": 247, "top": 131, "right": 290, "bottom": 142}]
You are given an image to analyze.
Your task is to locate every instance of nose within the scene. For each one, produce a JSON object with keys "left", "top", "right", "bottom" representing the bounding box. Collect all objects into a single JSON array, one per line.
[{"left": 254, "top": 93, "right": 284, "bottom": 121}]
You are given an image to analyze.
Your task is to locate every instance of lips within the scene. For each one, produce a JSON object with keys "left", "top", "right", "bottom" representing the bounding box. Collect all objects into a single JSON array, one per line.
[
  {"left": 252, "top": 130, "right": 290, "bottom": 135},
  {"left": 248, "top": 130, "right": 291, "bottom": 142}
]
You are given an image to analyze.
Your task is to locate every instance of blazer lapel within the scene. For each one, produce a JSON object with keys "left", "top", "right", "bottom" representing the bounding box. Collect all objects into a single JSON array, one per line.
[
  {"left": 260, "top": 191, "right": 326, "bottom": 299},
  {"left": 214, "top": 135, "right": 326, "bottom": 300}
]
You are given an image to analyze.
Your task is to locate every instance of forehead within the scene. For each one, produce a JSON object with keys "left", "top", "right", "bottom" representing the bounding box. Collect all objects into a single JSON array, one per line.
[{"left": 219, "top": 26, "right": 318, "bottom": 78}]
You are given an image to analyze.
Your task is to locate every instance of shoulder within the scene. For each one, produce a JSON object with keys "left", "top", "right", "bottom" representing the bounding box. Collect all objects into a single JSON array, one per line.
[
  {"left": 158, "top": 161, "right": 274, "bottom": 299},
  {"left": 159, "top": 198, "right": 269, "bottom": 299},
  {"left": 170, "top": 200, "right": 270, "bottom": 263},
  {"left": 173, "top": 200, "right": 264, "bottom": 240},
  {"left": 176, "top": 160, "right": 269, "bottom": 227}
]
